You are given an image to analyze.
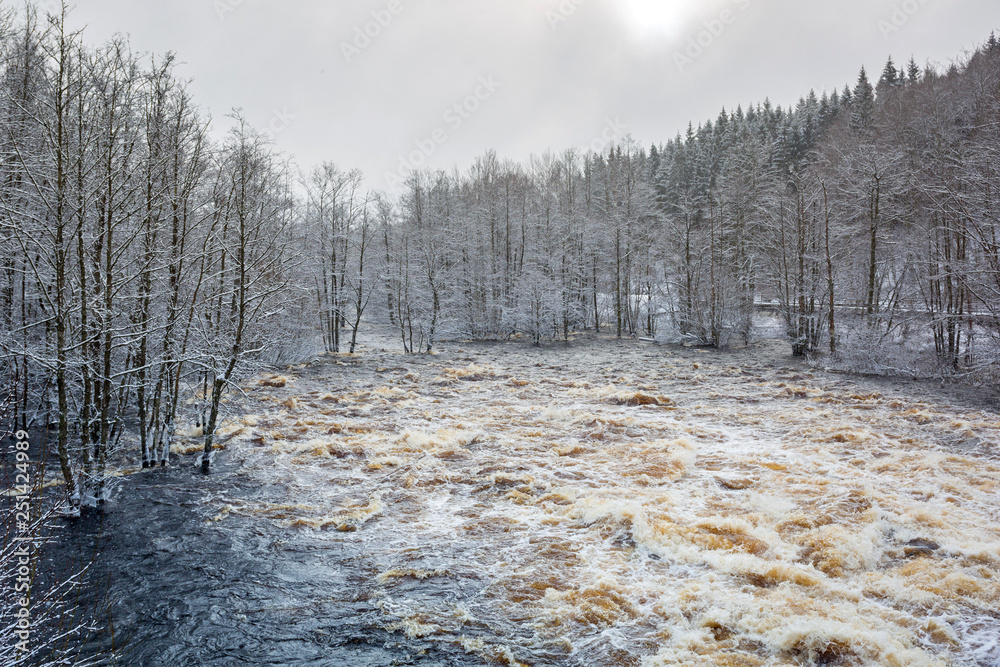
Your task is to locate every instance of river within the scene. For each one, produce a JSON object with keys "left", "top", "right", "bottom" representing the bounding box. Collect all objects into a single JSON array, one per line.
[{"left": 69, "top": 332, "right": 1000, "bottom": 666}]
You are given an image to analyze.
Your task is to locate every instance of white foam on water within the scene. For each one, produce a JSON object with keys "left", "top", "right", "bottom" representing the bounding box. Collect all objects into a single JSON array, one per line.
[{"left": 217, "top": 340, "right": 1000, "bottom": 666}]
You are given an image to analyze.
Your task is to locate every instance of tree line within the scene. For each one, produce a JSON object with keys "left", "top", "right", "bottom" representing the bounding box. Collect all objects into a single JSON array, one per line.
[
  {"left": 381, "top": 46, "right": 1000, "bottom": 376},
  {"left": 2, "top": 2, "right": 1000, "bottom": 506},
  {"left": 0, "top": 5, "right": 301, "bottom": 497}
]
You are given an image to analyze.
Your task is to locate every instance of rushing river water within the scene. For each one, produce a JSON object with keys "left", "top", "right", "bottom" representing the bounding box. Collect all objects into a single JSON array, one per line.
[{"left": 72, "top": 333, "right": 999, "bottom": 666}]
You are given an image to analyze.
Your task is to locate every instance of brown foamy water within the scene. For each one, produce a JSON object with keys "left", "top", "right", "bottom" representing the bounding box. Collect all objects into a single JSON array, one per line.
[{"left": 204, "top": 335, "right": 1000, "bottom": 666}]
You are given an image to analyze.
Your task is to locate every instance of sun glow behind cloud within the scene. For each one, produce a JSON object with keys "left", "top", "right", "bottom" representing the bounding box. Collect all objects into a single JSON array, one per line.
[{"left": 616, "top": 0, "right": 698, "bottom": 40}]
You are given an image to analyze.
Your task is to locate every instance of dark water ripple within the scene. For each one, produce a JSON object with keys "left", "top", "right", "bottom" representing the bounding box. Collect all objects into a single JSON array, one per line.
[{"left": 59, "top": 456, "right": 479, "bottom": 666}]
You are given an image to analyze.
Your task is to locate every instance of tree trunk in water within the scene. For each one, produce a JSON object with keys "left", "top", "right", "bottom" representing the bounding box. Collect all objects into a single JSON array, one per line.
[{"left": 202, "top": 376, "right": 227, "bottom": 474}]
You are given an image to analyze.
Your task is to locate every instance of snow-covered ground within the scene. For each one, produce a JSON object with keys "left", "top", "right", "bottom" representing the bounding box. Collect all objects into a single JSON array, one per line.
[{"left": 204, "top": 330, "right": 1000, "bottom": 666}]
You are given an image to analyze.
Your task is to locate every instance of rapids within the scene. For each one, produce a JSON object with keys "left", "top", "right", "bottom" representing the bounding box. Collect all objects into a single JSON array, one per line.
[{"left": 76, "top": 332, "right": 1000, "bottom": 665}]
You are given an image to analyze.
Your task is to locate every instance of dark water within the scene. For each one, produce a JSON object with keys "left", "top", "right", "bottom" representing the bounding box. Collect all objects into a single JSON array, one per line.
[
  {"left": 40, "top": 334, "right": 1000, "bottom": 666},
  {"left": 63, "top": 456, "right": 477, "bottom": 666}
]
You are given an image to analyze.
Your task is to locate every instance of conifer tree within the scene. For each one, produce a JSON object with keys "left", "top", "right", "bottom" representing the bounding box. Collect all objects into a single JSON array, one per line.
[
  {"left": 850, "top": 67, "right": 875, "bottom": 132},
  {"left": 878, "top": 56, "right": 900, "bottom": 91}
]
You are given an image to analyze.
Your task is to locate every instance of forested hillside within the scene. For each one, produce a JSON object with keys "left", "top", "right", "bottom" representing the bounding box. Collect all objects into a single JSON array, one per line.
[
  {"left": 2, "top": 2, "right": 1000, "bottom": 506},
  {"left": 382, "top": 47, "right": 1000, "bottom": 368}
]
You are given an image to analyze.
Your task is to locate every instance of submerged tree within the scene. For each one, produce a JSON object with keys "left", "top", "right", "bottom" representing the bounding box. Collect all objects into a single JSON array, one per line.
[{"left": 198, "top": 116, "right": 293, "bottom": 473}]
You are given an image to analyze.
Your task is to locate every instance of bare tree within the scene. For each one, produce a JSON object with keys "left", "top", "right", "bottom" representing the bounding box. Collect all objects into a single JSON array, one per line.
[{"left": 198, "top": 116, "right": 292, "bottom": 473}]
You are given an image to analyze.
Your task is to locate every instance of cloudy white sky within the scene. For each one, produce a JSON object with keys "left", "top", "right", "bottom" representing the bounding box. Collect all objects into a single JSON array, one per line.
[{"left": 58, "top": 0, "right": 1000, "bottom": 191}]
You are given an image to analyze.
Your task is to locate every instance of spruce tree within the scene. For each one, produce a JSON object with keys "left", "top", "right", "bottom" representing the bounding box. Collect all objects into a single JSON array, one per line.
[
  {"left": 851, "top": 67, "right": 875, "bottom": 132},
  {"left": 879, "top": 56, "right": 900, "bottom": 90}
]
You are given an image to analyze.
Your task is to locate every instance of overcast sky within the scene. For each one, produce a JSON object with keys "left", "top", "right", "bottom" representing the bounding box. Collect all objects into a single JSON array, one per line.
[{"left": 58, "top": 0, "right": 1000, "bottom": 191}]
